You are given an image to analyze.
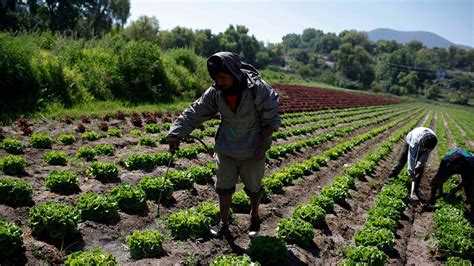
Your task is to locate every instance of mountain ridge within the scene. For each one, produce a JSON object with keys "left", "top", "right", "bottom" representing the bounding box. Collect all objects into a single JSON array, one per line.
[{"left": 367, "top": 28, "right": 471, "bottom": 50}]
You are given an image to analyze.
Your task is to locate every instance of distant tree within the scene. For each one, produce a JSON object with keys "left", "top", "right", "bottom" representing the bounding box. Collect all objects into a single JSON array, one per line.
[
  {"left": 406, "top": 40, "right": 424, "bottom": 51},
  {"left": 281, "top": 33, "right": 301, "bottom": 50},
  {"left": 124, "top": 15, "right": 159, "bottom": 42}
]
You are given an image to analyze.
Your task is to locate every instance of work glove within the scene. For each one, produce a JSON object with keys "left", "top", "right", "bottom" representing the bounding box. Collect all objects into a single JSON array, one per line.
[{"left": 166, "top": 135, "right": 181, "bottom": 155}]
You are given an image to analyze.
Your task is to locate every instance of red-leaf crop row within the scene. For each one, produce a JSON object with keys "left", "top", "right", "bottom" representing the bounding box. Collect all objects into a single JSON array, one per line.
[{"left": 273, "top": 84, "right": 403, "bottom": 113}]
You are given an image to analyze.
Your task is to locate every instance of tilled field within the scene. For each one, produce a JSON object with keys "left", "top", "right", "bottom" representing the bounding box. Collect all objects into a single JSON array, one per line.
[{"left": 1, "top": 97, "right": 473, "bottom": 265}]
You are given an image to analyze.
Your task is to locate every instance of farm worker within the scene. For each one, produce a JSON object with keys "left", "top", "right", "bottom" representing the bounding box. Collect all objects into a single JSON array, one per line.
[
  {"left": 166, "top": 51, "right": 281, "bottom": 237},
  {"left": 429, "top": 148, "right": 474, "bottom": 222},
  {"left": 388, "top": 127, "right": 437, "bottom": 201}
]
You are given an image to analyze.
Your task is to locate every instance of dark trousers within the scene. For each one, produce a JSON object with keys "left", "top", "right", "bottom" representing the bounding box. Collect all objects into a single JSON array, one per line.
[
  {"left": 389, "top": 143, "right": 424, "bottom": 194},
  {"left": 389, "top": 143, "right": 409, "bottom": 178}
]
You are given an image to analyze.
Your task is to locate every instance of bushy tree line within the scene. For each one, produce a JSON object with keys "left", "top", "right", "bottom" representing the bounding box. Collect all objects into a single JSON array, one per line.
[
  {"left": 280, "top": 28, "right": 473, "bottom": 104},
  {"left": 0, "top": 0, "right": 130, "bottom": 37},
  {"left": 0, "top": 32, "right": 211, "bottom": 118}
]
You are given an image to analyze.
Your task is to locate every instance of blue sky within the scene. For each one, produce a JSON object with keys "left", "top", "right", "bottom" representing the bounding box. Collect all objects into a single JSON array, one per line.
[{"left": 129, "top": 0, "right": 474, "bottom": 47}]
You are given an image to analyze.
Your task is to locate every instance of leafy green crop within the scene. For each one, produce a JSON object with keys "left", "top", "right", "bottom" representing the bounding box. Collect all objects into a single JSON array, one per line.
[
  {"left": 0, "top": 155, "right": 27, "bottom": 175},
  {"left": 88, "top": 162, "right": 119, "bottom": 181},
  {"left": 29, "top": 133, "right": 52, "bottom": 149},
  {"left": 167, "top": 170, "right": 194, "bottom": 190},
  {"left": 342, "top": 245, "right": 387, "bottom": 266},
  {"left": 0, "top": 219, "right": 23, "bottom": 257},
  {"left": 186, "top": 165, "right": 213, "bottom": 184},
  {"left": 166, "top": 209, "right": 211, "bottom": 240},
  {"left": 28, "top": 201, "right": 80, "bottom": 240},
  {"left": 262, "top": 177, "right": 284, "bottom": 194},
  {"left": 76, "top": 193, "right": 118, "bottom": 222},
  {"left": 94, "top": 144, "right": 115, "bottom": 156},
  {"left": 76, "top": 146, "right": 96, "bottom": 161},
  {"left": 57, "top": 134, "right": 76, "bottom": 145},
  {"left": 65, "top": 248, "right": 118, "bottom": 265},
  {"left": 277, "top": 218, "right": 314, "bottom": 247},
  {"left": 144, "top": 123, "right": 160, "bottom": 134},
  {"left": 2, "top": 138, "right": 23, "bottom": 154},
  {"left": 320, "top": 182, "right": 348, "bottom": 204},
  {"left": 45, "top": 170, "right": 79, "bottom": 192},
  {"left": 247, "top": 236, "right": 288, "bottom": 265},
  {"left": 309, "top": 195, "right": 334, "bottom": 213},
  {"left": 139, "top": 175, "right": 173, "bottom": 201},
  {"left": 0, "top": 177, "right": 33, "bottom": 205},
  {"left": 126, "top": 230, "right": 164, "bottom": 259},
  {"left": 232, "top": 190, "right": 251, "bottom": 213},
  {"left": 292, "top": 203, "right": 326, "bottom": 227},
  {"left": 211, "top": 254, "right": 259, "bottom": 266},
  {"left": 108, "top": 184, "right": 146, "bottom": 213},
  {"left": 195, "top": 200, "right": 222, "bottom": 226},
  {"left": 44, "top": 150, "right": 68, "bottom": 166},
  {"left": 107, "top": 128, "right": 122, "bottom": 137},
  {"left": 82, "top": 131, "right": 101, "bottom": 141},
  {"left": 122, "top": 153, "right": 157, "bottom": 170},
  {"left": 138, "top": 137, "right": 157, "bottom": 147},
  {"left": 354, "top": 227, "right": 395, "bottom": 252}
]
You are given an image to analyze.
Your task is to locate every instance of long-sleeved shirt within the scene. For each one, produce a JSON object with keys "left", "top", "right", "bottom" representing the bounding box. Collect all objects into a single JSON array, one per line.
[{"left": 405, "top": 127, "right": 436, "bottom": 175}]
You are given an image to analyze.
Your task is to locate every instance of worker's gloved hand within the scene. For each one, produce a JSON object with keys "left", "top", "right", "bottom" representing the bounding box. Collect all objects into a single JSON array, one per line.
[{"left": 166, "top": 135, "right": 181, "bottom": 155}]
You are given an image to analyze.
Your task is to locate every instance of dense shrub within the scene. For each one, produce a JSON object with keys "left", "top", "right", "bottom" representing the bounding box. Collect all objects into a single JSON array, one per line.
[
  {"left": 116, "top": 41, "right": 172, "bottom": 103},
  {"left": 65, "top": 248, "right": 118, "bottom": 265},
  {"left": 0, "top": 178, "right": 33, "bottom": 205},
  {"left": 29, "top": 133, "right": 52, "bottom": 149},
  {"left": 2, "top": 138, "right": 23, "bottom": 154},
  {"left": 45, "top": 170, "right": 79, "bottom": 192},
  {"left": 247, "top": 236, "right": 288, "bottom": 265},
  {"left": 0, "top": 219, "right": 24, "bottom": 258},
  {"left": 108, "top": 184, "right": 147, "bottom": 213},
  {"left": 28, "top": 201, "right": 80, "bottom": 240},
  {"left": 163, "top": 48, "right": 210, "bottom": 99},
  {"left": 0, "top": 155, "right": 27, "bottom": 175},
  {"left": 126, "top": 230, "right": 164, "bottom": 259},
  {"left": 76, "top": 193, "right": 118, "bottom": 222},
  {"left": 44, "top": 150, "right": 68, "bottom": 165},
  {"left": 0, "top": 34, "right": 39, "bottom": 117}
]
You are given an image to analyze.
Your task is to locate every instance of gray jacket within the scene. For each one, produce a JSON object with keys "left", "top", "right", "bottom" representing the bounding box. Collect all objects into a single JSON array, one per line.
[{"left": 168, "top": 52, "right": 281, "bottom": 159}]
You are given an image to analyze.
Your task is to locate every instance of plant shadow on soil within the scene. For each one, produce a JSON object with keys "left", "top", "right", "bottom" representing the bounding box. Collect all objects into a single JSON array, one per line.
[
  {"left": 0, "top": 248, "right": 28, "bottom": 265},
  {"left": 318, "top": 221, "right": 333, "bottom": 236},
  {"left": 34, "top": 231, "right": 86, "bottom": 255}
]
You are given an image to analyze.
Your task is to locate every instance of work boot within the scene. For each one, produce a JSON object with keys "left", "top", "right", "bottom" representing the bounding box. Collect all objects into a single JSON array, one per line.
[
  {"left": 210, "top": 221, "right": 229, "bottom": 237},
  {"left": 248, "top": 216, "right": 260, "bottom": 238}
]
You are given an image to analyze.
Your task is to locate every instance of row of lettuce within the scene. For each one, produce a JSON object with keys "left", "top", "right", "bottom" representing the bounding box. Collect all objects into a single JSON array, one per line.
[
  {"left": 0, "top": 106, "right": 413, "bottom": 263},
  {"left": 430, "top": 109, "right": 473, "bottom": 264}
]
